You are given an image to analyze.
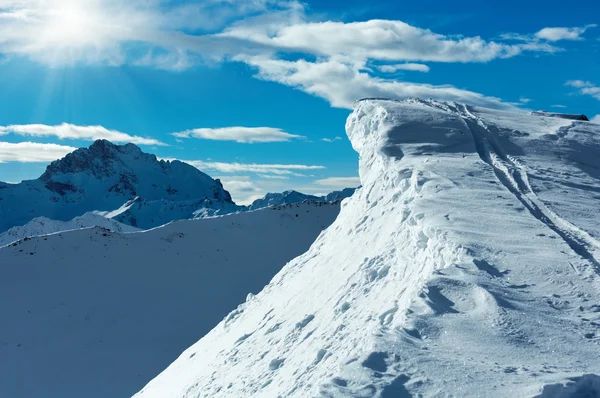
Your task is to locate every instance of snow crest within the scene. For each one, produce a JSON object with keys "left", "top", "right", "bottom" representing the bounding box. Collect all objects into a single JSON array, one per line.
[{"left": 135, "top": 99, "right": 600, "bottom": 397}]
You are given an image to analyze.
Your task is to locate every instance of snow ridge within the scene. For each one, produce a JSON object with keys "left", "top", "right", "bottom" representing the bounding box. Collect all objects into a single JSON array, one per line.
[
  {"left": 0, "top": 212, "right": 139, "bottom": 248},
  {"left": 135, "top": 98, "right": 600, "bottom": 398}
]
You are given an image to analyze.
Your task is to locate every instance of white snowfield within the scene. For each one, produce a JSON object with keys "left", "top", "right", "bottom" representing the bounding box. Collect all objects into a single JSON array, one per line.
[
  {"left": 0, "top": 212, "right": 139, "bottom": 247},
  {"left": 0, "top": 201, "right": 341, "bottom": 398},
  {"left": 135, "top": 99, "right": 600, "bottom": 398}
]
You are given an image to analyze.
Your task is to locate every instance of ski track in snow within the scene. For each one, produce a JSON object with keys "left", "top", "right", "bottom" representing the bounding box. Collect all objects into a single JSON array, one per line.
[
  {"left": 128, "top": 99, "right": 600, "bottom": 398},
  {"left": 456, "top": 103, "right": 600, "bottom": 272},
  {"left": 133, "top": 99, "right": 600, "bottom": 398}
]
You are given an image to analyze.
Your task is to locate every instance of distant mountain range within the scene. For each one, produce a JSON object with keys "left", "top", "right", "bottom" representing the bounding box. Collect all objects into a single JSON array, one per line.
[
  {"left": 0, "top": 140, "right": 358, "bottom": 236},
  {"left": 247, "top": 187, "right": 357, "bottom": 211}
]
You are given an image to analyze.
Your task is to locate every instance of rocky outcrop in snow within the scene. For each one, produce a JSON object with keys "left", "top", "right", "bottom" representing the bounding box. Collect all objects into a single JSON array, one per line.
[
  {"left": 0, "top": 140, "right": 240, "bottom": 232},
  {"left": 135, "top": 98, "right": 600, "bottom": 397},
  {"left": 529, "top": 111, "right": 590, "bottom": 121},
  {"left": 248, "top": 188, "right": 358, "bottom": 211}
]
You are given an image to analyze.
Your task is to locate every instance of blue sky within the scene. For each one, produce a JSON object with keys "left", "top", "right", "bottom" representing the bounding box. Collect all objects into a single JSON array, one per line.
[{"left": 0, "top": 0, "right": 598, "bottom": 203}]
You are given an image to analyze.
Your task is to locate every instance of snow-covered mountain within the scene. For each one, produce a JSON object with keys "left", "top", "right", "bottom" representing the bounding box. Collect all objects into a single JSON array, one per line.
[
  {"left": 0, "top": 140, "right": 240, "bottom": 232},
  {"left": 0, "top": 212, "right": 139, "bottom": 247},
  {"left": 135, "top": 99, "right": 600, "bottom": 398},
  {"left": 0, "top": 201, "right": 341, "bottom": 398},
  {"left": 324, "top": 187, "right": 358, "bottom": 202},
  {"left": 248, "top": 190, "right": 322, "bottom": 210},
  {"left": 248, "top": 188, "right": 357, "bottom": 210}
]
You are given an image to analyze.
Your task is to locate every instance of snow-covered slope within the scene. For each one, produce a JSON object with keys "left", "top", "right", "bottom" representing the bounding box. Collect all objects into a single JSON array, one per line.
[
  {"left": 0, "top": 140, "right": 239, "bottom": 232},
  {"left": 136, "top": 98, "right": 600, "bottom": 398},
  {"left": 0, "top": 212, "right": 139, "bottom": 247},
  {"left": 0, "top": 201, "right": 340, "bottom": 398},
  {"left": 249, "top": 189, "right": 357, "bottom": 210},
  {"left": 529, "top": 111, "right": 590, "bottom": 121}
]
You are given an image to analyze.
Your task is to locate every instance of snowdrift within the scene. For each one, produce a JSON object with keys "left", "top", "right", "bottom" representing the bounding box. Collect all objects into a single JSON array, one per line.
[
  {"left": 135, "top": 99, "right": 600, "bottom": 397},
  {"left": 0, "top": 202, "right": 340, "bottom": 398}
]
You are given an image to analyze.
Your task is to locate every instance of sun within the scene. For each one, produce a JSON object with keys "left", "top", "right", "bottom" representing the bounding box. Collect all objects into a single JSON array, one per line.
[{"left": 44, "top": 1, "right": 99, "bottom": 46}]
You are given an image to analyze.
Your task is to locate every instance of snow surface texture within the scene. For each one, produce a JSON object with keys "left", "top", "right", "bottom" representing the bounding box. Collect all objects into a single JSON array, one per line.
[
  {"left": 529, "top": 111, "right": 589, "bottom": 121},
  {"left": 136, "top": 98, "right": 600, "bottom": 398},
  {"left": 0, "top": 201, "right": 341, "bottom": 398},
  {"left": 0, "top": 140, "right": 240, "bottom": 232},
  {"left": 0, "top": 212, "right": 139, "bottom": 247},
  {"left": 248, "top": 189, "right": 357, "bottom": 211}
]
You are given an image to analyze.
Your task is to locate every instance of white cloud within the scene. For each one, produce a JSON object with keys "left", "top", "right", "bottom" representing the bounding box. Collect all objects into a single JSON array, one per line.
[
  {"left": 223, "top": 19, "right": 555, "bottom": 64},
  {"left": 165, "top": 158, "right": 325, "bottom": 176},
  {"left": 0, "top": 141, "right": 76, "bottom": 163},
  {"left": 321, "top": 136, "right": 343, "bottom": 143},
  {"left": 172, "top": 126, "right": 303, "bottom": 143},
  {"left": 591, "top": 115, "right": 600, "bottom": 124},
  {"left": 240, "top": 56, "right": 516, "bottom": 110},
  {"left": 0, "top": 1, "right": 578, "bottom": 110},
  {"left": 551, "top": 104, "right": 567, "bottom": 108},
  {"left": 0, "top": 0, "right": 300, "bottom": 66},
  {"left": 219, "top": 178, "right": 266, "bottom": 205},
  {"left": 535, "top": 25, "right": 597, "bottom": 42},
  {"left": 519, "top": 97, "right": 532, "bottom": 104},
  {"left": 566, "top": 80, "right": 600, "bottom": 100},
  {"left": 315, "top": 176, "right": 361, "bottom": 190},
  {"left": 378, "top": 63, "right": 430, "bottom": 73},
  {"left": 258, "top": 174, "right": 289, "bottom": 179},
  {"left": 0, "top": 123, "right": 165, "bottom": 145}
]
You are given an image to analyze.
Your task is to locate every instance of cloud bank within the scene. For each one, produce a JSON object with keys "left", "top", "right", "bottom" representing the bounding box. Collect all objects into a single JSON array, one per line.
[
  {"left": 0, "top": 123, "right": 165, "bottom": 145},
  {"left": 0, "top": 141, "right": 76, "bottom": 162},
  {"left": 0, "top": 0, "right": 584, "bottom": 110},
  {"left": 172, "top": 126, "right": 303, "bottom": 143}
]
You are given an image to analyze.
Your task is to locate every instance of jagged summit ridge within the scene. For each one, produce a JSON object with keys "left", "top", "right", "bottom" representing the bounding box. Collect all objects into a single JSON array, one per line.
[
  {"left": 136, "top": 99, "right": 600, "bottom": 397},
  {"left": 41, "top": 139, "right": 150, "bottom": 180},
  {"left": 0, "top": 139, "right": 237, "bottom": 232},
  {"left": 248, "top": 189, "right": 357, "bottom": 211}
]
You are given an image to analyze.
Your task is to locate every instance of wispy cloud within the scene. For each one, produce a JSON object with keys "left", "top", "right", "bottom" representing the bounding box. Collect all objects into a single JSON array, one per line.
[
  {"left": 165, "top": 158, "right": 325, "bottom": 176},
  {"left": 377, "top": 63, "right": 430, "bottom": 73},
  {"left": 321, "top": 136, "right": 342, "bottom": 143},
  {"left": 566, "top": 80, "right": 600, "bottom": 100},
  {"left": 315, "top": 176, "right": 361, "bottom": 190},
  {"left": 172, "top": 126, "right": 304, "bottom": 143},
  {"left": 0, "top": 123, "right": 165, "bottom": 145},
  {"left": 535, "top": 25, "right": 597, "bottom": 42},
  {"left": 551, "top": 104, "right": 567, "bottom": 108},
  {"left": 519, "top": 97, "right": 532, "bottom": 104},
  {"left": 591, "top": 115, "right": 600, "bottom": 124},
  {"left": 0, "top": 0, "right": 300, "bottom": 66},
  {"left": 239, "top": 56, "right": 515, "bottom": 109},
  {"left": 0, "top": 1, "right": 586, "bottom": 110},
  {"left": 219, "top": 178, "right": 266, "bottom": 205},
  {"left": 0, "top": 141, "right": 76, "bottom": 163}
]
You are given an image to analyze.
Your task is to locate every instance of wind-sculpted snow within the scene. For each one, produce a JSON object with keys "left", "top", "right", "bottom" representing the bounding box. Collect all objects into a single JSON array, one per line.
[
  {"left": 136, "top": 98, "right": 600, "bottom": 397},
  {"left": 0, "top": 201, "right": 341, "bottom": 398}
]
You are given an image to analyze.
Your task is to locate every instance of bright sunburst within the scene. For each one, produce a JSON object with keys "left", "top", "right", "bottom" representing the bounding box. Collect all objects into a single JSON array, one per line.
[{"left": 44, "top": 1, "right": 99, "bottom": 46}]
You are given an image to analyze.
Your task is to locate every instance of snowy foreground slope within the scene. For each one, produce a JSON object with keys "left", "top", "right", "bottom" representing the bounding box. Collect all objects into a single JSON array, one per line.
[
  {"left": 0, "top": 202, "right": 340, "bottom": 398},
  {"left": 0, "top": 212, "right": 139, "bottom": 247},
  {"left": 136, "top": 99, "right": 600, "bottom": 398}
]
